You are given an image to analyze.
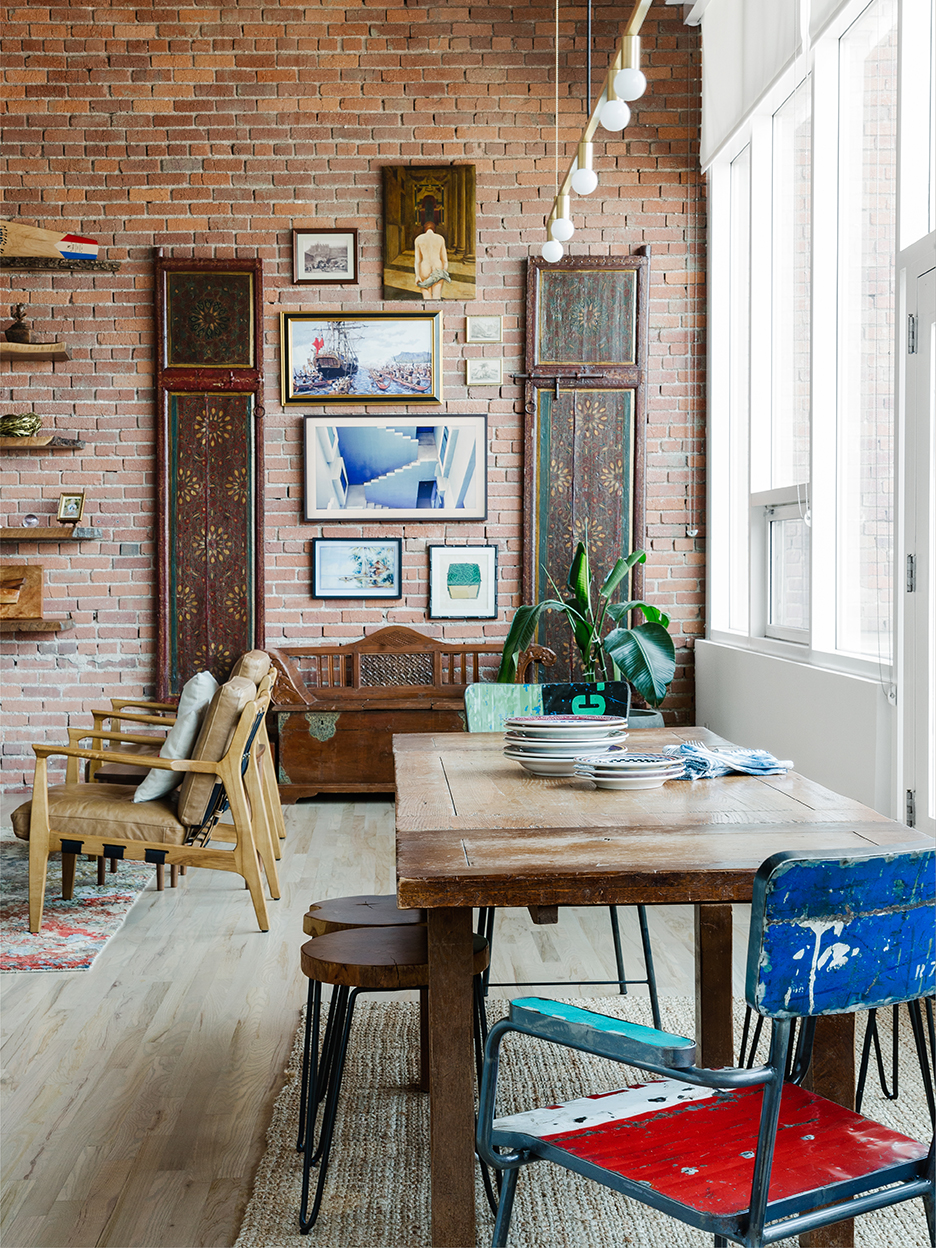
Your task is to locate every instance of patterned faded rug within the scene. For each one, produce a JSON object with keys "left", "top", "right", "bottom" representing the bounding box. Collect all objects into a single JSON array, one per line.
[
  {"left": 0, "top": 828, "right": 156, "bottom": 971},
  {"left": 236, "top": 996, "right": 932, "bottom": 1248}
]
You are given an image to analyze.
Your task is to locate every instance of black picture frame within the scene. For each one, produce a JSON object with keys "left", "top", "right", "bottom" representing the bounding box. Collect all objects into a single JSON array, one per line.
[
  {"left": 311, "top": 537, "right": 403, "bottom": 599},
  {"left": 428, "top": 544, "right": 498, "bottom": 619},
  {"left": 291, "top": 228, "right": 359, "bottom": 286}
]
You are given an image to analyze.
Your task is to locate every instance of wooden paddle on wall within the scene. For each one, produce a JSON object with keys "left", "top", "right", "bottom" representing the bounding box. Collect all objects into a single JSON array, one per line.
[{"left": 0, "top": 220, "right": 98, "bottom": 261}]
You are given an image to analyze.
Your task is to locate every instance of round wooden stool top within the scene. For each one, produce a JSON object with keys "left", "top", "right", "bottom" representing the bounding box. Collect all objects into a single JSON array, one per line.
[
  {"left": 303, "top": 893, "right": 426, "bottom": 937},
  {"left": 300, "top": 927, "right": 489, "bottom": 991}
]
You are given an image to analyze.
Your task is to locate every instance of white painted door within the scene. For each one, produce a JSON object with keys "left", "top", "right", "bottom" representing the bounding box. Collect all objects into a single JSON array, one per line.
[{"left": 902, "top": 246, "right": 936, "bottom": 835}]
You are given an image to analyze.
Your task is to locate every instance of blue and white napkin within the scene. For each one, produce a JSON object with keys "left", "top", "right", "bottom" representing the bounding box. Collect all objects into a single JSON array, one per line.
[{"left": 662, "top": 740, "right": 793, "bottom": 780}]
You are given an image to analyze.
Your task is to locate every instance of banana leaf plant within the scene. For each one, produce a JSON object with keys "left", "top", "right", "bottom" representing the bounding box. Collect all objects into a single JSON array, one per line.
[{"left": 496, "top": 541, "right": 676, "bottom": 708}]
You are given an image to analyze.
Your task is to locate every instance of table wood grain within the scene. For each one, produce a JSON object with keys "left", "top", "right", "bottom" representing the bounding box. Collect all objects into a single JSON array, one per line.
[{"left": 393, "top": 729, "right": 929, "bottom": 1248}]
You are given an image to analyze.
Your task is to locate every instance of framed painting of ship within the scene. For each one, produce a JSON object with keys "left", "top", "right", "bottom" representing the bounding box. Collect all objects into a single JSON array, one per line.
[
  {"left": 303, "top": 414, "right": 487, "bottom": 522},
  {"left": 280, "top": 311, "right": 442, "bottom": 405}
]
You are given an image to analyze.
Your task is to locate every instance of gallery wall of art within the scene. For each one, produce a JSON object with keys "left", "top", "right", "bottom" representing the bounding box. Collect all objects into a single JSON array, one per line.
[{"left": 0, "top": 0, "right": 704, "bottom": 789}]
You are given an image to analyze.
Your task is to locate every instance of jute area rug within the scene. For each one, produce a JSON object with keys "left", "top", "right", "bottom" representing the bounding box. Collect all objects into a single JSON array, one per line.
[{"left": 236, "top": 995, "right": 932, "bottom": 1248}]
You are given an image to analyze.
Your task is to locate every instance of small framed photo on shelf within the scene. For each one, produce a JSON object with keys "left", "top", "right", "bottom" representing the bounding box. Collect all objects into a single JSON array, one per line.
[
  {"left": 56, "top": 491, "right": 85, "bottom": 524},
  {"left": 292, "top": 229, "right": 359, "bottom": 286},
  {"left": 466, "top": 357, "right": 502, "bottom": 387},
  {"left": 465, "top": 315, "right": 502, "bottom": 344},
  {"left": 311, "top": 538, "right": 403, "bottom": 600},
  {"left": 428, "top": 544, "right": 498, "bottom": 619}
]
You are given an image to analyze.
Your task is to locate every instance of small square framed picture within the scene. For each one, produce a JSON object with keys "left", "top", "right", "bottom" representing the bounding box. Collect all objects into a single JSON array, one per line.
[
  {"left": 466, "top": 357, "right": 502, "bottom": 386},
  {"left": 465, "top": 315, "right": 502, "bottom": 344},
  {"left": 292, "top": 229, "right": 359, "bottom": 286},
  {"left": 312, "top": 538, "right": 403, "bottom": 599},
  {"left": 56, "top": 491, "right": 85, "bottom": 524},
  {"left": 428, "top": 544, "right": 498, "bottom": 619}
]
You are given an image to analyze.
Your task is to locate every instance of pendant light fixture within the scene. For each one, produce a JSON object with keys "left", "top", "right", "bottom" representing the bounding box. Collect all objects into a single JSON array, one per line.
[
  {"left": 571, "top": 0, "right": 599, "bottom": 196},
  {"left": 541, "top": 0, "right": 565, "bottom": 260}
]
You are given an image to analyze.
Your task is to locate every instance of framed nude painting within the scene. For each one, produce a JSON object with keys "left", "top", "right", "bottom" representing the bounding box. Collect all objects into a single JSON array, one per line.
[{"left": 382, "top": 165, "right": 476, "bottom": 300}]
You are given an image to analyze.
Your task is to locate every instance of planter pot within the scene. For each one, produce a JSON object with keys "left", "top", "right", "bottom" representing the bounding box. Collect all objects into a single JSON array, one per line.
[{"left": 627, "top": 707, "right": 664, "bottom": 729}]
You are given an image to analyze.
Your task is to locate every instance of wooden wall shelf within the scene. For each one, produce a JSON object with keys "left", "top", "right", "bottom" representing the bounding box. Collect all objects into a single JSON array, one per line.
[
  {"left": 1, "top": 341, "right": 70, "bottom": 362},
  {"left": 0, "top": 617, "right": 75, "bottom": 634},
  {"left": 0, "top": 435, "right": 85, "bottom": 450},
  {"left": 0, "top": 526, "right": 102, "bottom": 541},
  {"left": 0, "top": 257, "right": 121, "bottom": 273}
]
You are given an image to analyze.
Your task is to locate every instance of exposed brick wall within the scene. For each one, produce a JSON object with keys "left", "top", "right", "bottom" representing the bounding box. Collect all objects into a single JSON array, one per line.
[{"left": 0, "top": 0, "right": 705, "bottom": 791}]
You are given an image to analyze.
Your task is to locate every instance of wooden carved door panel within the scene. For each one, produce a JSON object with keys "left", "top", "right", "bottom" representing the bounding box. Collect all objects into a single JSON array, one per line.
[
  {"left": 155, "top": 256, "right": 264, "bottom": 698},
  {"left": 524, "top": 254, "right": 648, "bottom": 681}
]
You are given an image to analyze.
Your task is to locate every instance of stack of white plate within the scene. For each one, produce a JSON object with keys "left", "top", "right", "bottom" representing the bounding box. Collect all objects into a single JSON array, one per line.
[
  {"left": 574, "top": 751, "right": 685, "bottom": 790},
  {"left": 502, "top": 714, "right": 629, "bottom": 777}
]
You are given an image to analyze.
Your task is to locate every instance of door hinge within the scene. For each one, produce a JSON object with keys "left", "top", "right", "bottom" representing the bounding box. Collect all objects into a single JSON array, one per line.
[
  {"left": 906, "top": 789, "right": 916, "bottom": 827},
  {"left": 908, "top": 313, "right": 917, "bottom": 354},
  {"left": 907, "top": 553, "right": 916, "bottom": 592}
]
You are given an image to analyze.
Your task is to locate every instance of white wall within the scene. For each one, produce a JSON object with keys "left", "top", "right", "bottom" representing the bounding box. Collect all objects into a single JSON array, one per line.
[{"left": 695, "top": 639, "right": 896, "bottom": 815}]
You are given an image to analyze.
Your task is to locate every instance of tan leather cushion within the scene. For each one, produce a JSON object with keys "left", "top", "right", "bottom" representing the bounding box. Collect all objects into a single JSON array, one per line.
[
  {"left": 11, "top": 784, "right": 187, "bottom": 845},
  {"left": 176, "top": 676, "right": 255, "bottom": 826},
  {"left": 229, "top": 649, "right": 271, "bottom": 687}
]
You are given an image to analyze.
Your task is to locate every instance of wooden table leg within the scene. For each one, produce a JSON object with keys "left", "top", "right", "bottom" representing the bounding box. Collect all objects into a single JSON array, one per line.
[
  {"left": 427, "top": 907, "right": 476, "bottom": 1248},
  {"left": 799, "top": 1013, "right": 856, "bottom": 1247},
  {"left": 694, "top": 903, "right": 735, "bottom": 1069}
]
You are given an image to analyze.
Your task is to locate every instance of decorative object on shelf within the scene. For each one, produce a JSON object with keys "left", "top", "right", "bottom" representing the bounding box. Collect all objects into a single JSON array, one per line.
[
  {"left": 4, "top": 303, "right": 31, "bottom": 343},
  {"left": 56, "top": 491, "right": 85, "bottom": 524},
  {"left": 311, "top": 538, "right": 403, "bottom": 600},
  {"left": 155, "top": 255, "right": 265, "bottom": 699},
  {"left": 292, "top": 228, "right": 359, "bottom": 286},
  {"left": 281, "top": 310, "right": 443, "bottom": 405},
  {"left": 0, "top": 565, "right": 43, "bottom": 620},
  {"left": 428, "top": 544, "right": 498, "bottom": 620},
  {"left": 465, "top": 315, "right": 502, "bottom": 344},
  {"left": 303, "top": 414, "right": 487, "bottom": 522},
  {"left": 0, "top": 218, "right": 99, "bottom": 262},
  {"left": 497, "top": 537, "right": 675, "bottom": 710},
  {"left": 539, "top": 0, "right": 652, "bottom": 256},
  {"left": 22, "top": 514, "right": 39, "bottom": 527},
  {"left": 0, "top": 412, "right": 42, "bottom": 437},
  {"left": 466, "top": 357, "right": 502, "bottom": 387},
  {"left": 382, "top": 165, "right": 476, "bottom": 301}
]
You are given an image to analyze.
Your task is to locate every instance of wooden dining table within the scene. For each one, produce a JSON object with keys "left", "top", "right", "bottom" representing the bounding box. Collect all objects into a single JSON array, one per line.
[{"left": 394, "top": 726, "right": 931, "bottom": 1248}]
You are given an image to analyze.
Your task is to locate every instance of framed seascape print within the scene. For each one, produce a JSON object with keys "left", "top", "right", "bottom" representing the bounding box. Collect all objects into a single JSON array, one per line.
[
  {"left": 281, "top": 311, "right": 442, "bottom": 405},
  {"left": 466, "top": 357, "right": 502, "bottom": 386},
  {"left": 312, "top": 538, "right": 402, "bottom": 599},
  {"left": 428, "top": 544, "right": 498, "bottom": 619},
  {"left": 466, "top": 314, "right": 502, "bottom": 344},
  {"left": 382, "top": 164, "right": 476, "bottom": 300},
  {"left": 292, "top": 229, "right": 359, "bottom": 286},
  {"left": 303, "top": 414, "right": 487, "bottom": 522}
]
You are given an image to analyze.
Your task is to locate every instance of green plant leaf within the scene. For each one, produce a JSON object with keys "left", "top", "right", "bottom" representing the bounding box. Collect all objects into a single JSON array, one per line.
[
  {"left": 605, "top": 599, "right": 671, "bottom": 629},
  {"left": 602, "top": 621, "right": 676, "bottom": 707},
  {"left": 598, "top": 549, "right": 645, "bottom": 600},
  {"left": 566, "top": 541, "right": 592, "bottom": 618},
  {"left": 495, "top": 600, "right": 564, "bottom": 682}
]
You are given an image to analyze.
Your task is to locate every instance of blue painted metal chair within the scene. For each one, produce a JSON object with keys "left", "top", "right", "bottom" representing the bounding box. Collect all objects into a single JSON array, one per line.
[
  {"left": 464, "top": 682, "right": 660, "bottom": 1024},
  {"left": 477, "top": 845, "right": 935, "bottom": 1248}
]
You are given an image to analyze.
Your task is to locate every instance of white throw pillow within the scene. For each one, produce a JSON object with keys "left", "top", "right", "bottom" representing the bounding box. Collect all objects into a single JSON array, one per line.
[{"left": 133, "top": 671, "right": 220, "bottom": 802}]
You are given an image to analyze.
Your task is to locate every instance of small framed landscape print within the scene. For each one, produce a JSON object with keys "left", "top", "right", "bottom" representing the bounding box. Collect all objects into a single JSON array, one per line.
[
  {"left": 281, "top": 310, "right": 442, "bottom": 405},
  {"left": 312, "top": 538, "right": 403, "bottom": 599},
  {"left": 56, "top": 490, "right": 85, "bottom": 524},
  {"left": 466, "top": 357, "right": 502, "bottom": 386},
  {"left": 466, "top": 315, "right": 502, "bottom": 344},
  {"left": 428, "top": 544, "right": 498, "bottom": 619},
  {"left": 292, "top": 229, "right": 359, "bottom": 286},
  {"left": 303, "top": 414, "right": 487, "bottom": 522}
]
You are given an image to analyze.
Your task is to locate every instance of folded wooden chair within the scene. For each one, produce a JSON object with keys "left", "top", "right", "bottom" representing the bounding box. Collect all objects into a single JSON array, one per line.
[
  {"left": 12, "top": 675, "right": 280, "bottom": 933},
  {"left": 477, "top": 844, "right": 935, "bottom": 1248}
]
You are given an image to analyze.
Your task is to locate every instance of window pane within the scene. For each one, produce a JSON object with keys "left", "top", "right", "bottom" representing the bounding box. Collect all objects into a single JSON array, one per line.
[
  {"left": 729, "top": 145, "right": 751, "bottom": 631},
  {"left": 771, "top": 80, "right": 812, "bottom": 491},
  {"left": 769, "top": 514, "right": 810, "bottom": 632},
  {"left": 836, "top": 0, "right": 898, "bottom": 661}
]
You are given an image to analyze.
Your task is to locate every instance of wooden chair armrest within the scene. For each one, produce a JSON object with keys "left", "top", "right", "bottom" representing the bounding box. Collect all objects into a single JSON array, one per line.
[
  {"left": 32, "top": 741, "right": 224, "bottom": 777},
  {"left": 66, "top": 729, "right": 172, "bottom": 748},
  {"left": 110, "top": 697, "right": 178, "bottom": 713},
  {"left": 88, "top": 709, "right": 177, "bottom": 728}
]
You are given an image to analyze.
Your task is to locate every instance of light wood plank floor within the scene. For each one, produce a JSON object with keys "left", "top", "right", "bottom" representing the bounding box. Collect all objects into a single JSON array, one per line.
[{"left": 0, "top": 795, "right": 751, "bottom": 1248}]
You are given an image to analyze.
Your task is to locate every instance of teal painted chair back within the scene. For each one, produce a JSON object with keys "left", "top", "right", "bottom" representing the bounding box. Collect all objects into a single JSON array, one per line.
[
  {"left": 464, "top": 683, "right": 544, "bottom": 733},
  {"left": 747, "top": 844, "right": 935, "bottom": 1018}
]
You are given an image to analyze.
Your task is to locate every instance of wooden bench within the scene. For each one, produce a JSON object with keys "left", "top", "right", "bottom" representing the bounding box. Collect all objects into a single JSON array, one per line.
[{"left": 268, "top": 626, "right": 554, "bottom": 802}]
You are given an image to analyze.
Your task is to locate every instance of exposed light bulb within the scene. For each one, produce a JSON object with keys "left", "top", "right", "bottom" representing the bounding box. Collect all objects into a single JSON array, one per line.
[
  {"left": 541, "top": 238, "right": 564, "bottom": 262},
  {"left": 613, "top": 66, "right": 647, "bottom": 101},
  {"left": 599, "top": 96, "right": 631, "bottom": 131},
  {"left": 550, "top": 216, "right": 574, "bottom": 242},
  {"left": 571, "top": 166, "right": 599, "bottom": 195}
]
